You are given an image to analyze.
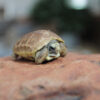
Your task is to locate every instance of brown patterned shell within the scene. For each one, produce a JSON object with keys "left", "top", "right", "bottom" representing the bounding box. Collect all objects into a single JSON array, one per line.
[{"left": 13, "top": 30, "right": 64, "bottom": 59}]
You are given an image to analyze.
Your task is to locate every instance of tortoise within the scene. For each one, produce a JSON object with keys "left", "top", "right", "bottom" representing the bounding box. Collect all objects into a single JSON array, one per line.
[{"left": 13, "top": 30, "right": 67, "bottom": 64}]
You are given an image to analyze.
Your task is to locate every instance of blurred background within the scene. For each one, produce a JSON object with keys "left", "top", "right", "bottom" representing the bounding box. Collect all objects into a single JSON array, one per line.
[{"left": 0, "top": 0, "right": 100, "bottom": 57}]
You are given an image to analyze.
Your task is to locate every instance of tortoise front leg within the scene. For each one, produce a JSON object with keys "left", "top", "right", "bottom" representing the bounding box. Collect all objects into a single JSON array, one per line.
[
  {"left": 35, "top": 47, "right": 48, "bottom": 64},
  {"left": 59, "top": 42, "right": 67, "bottom": 57}
]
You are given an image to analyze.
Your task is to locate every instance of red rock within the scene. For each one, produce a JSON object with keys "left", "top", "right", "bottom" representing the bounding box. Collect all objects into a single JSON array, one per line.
[{"left": 0, "top": 52, "right": 100, "bottom": 100}]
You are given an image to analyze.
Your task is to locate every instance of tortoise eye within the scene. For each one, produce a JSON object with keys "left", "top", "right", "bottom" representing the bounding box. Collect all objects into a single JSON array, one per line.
[{"left": 49, "top": 46, "right": 55, "bottom": 51}]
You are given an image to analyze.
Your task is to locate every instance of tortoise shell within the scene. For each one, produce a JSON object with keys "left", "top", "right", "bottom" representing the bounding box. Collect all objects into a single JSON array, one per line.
[{"left": 13, "top": 30, "right": 64, "bottom": 59}]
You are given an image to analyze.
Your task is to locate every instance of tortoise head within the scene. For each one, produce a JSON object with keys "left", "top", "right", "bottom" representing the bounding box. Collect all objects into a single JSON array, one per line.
[{"left": 46, "top": 40, "right": 61, "bottom": 61}]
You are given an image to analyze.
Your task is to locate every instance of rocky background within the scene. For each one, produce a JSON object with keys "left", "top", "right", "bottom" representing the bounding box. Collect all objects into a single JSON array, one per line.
[{"left": 0, "top": 52, "right": 100, "bottom": 100}]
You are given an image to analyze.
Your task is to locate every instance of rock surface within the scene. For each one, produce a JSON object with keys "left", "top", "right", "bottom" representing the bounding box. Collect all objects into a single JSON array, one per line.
[{"left": 0, "top": 52, "right": 100, "bottom": 100}]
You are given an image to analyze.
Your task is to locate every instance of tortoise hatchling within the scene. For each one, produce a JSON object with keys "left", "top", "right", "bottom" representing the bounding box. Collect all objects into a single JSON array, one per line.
[{"left": 13, "top": 30, "right": 67, "bottom": 64}]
